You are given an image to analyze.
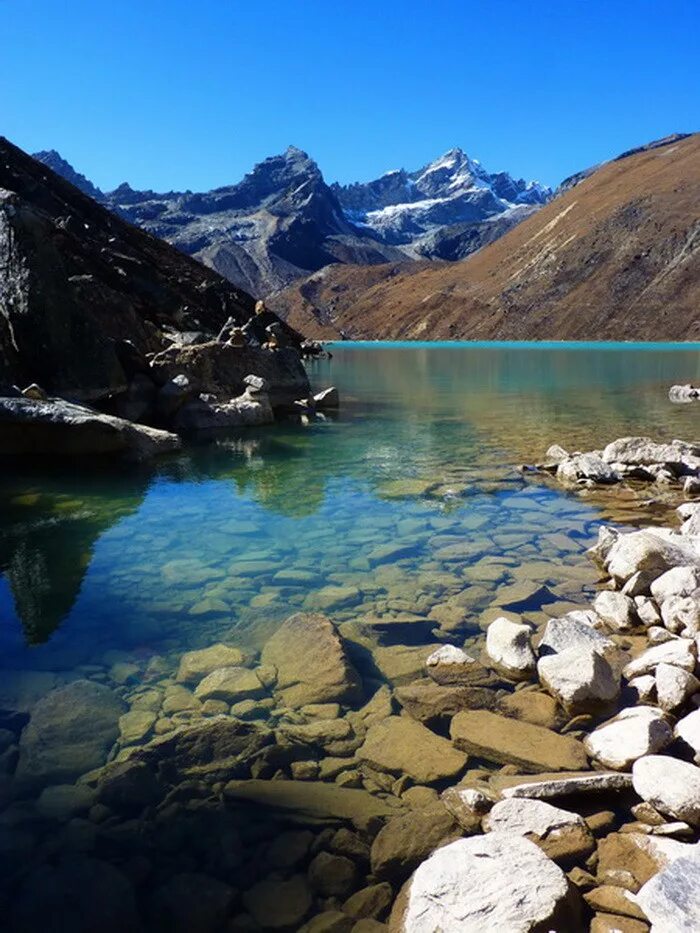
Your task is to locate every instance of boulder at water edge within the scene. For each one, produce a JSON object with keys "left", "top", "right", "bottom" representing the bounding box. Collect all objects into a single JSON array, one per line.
[{"left": 390, "top": 833, "right": 580, "bottom": 932}]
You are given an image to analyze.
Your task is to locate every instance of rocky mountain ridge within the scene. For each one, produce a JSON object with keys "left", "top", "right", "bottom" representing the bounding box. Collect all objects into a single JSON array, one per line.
[
  {"left": 33, "top": 146, "right": 550, "bottom": 296},
  {"left": 270, "top": 132, "right": 700, "bottom": 341}
]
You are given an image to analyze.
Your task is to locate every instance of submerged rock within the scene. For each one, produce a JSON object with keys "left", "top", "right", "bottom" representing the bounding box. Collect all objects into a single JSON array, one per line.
[
  {"left": 357, "top": 716, "right": 467, "bottom": 784},
  {"left": 223, "top": 779, "right": 393, "bottom": 827},
  {"left": 391, "top": 833, "right": 580, "bottom": 932},
  {"left": 149, "top": 872, "right": 235, "bottom": 933},
  {"left": 261, "top": 612, "right": 362, "bottom": 708},
  {"left": 450, "top": 710, "right": 588, "bottom": 773},
  {"left": 11, "top": 856, "right": 142, "bottom": 933},
  {"left": 176, "top": 644, "right": 247, "bottom": 684},
  {"left": 371, "top": 804, "right": 460, "bottom": 883},
  {"left": 15, "top": 680, "right": 126, "bottom": 791}
]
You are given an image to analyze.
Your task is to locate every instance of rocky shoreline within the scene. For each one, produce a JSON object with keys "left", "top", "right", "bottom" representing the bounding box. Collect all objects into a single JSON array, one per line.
[{"left": 3, "top": 438, "right": 700, "bottom": 930}]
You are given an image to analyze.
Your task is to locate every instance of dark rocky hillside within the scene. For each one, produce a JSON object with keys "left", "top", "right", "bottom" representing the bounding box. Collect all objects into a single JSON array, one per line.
[{"left": 0, "top": 137, "right": 303, "bottom": 401}]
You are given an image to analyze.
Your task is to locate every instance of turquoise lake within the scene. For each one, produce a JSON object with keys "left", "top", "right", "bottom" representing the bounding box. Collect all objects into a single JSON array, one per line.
[{"left": 1, "top": 342, "right": 699, "bottom": 675}]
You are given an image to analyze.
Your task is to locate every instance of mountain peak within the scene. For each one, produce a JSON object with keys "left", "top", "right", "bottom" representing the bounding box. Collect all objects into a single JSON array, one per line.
[{"left": 32, "top": 149, "right": 103, "bottom": 200}]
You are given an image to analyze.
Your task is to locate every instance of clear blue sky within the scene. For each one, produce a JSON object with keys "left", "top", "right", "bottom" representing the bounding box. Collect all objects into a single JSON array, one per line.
[{"left": 1, "top": 0, "right": 698, "bottom": 192}]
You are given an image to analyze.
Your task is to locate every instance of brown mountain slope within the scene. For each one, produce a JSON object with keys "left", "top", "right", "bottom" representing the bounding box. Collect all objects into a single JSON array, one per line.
[{"left": 271, "top": 134, "right": 700, "bottom": 340}]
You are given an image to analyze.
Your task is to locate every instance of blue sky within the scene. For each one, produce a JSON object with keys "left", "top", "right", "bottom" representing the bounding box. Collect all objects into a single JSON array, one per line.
[{"left": 1, "top": 0, "right": 698, "bottom": 191}]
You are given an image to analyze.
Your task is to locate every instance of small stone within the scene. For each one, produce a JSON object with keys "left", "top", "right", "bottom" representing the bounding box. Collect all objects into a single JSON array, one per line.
[
  {"left": 584, "top": 885, "right": 648, "bottom": 921},
  {"left": 627, "top": 675, "right": 656, "bottom": 703},
  {"left": 193, "top": 667, "right": 265, "bottom": 703},
  {"left": 176, "top": 644, "right": 246, "bottom": 684},
  {"left": 119, "top": 710, "right": 156, "bottom": 744},
  {"left": 35, "top": 784, "right": 96, "bottom": 821},
  {"left": 370, "top": 804, "right": 459, "bottom": 883},
  {"left": 584, "top": 707, "right": 672, "bottom": 770},
  {"left": 308, "top": 851, "right": 358, "bottom": 898},
  {"left": 243, "top": 874, "right": 312, "bottom": 929},
  {"left": 343, "top": 882, "right": 393, "bottom": 920}
]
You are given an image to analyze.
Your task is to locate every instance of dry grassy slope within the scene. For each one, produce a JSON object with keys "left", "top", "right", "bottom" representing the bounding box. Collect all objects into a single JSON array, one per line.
[{"left": 271, "top": 134, "right": 700, "bottom": 340}]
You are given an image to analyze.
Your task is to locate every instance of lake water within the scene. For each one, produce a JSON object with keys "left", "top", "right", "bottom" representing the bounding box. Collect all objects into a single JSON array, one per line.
[
  {"left": 1, "top": 342, "right": 699, "bottom": 666},
  {"left": 2, "top": 342, "right": 700, "bottom": 929}
]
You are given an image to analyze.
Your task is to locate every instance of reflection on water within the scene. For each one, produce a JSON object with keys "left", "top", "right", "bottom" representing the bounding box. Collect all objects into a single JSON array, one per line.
[{"left": 1, "top": 342, "right": 699, "bottom": 658}]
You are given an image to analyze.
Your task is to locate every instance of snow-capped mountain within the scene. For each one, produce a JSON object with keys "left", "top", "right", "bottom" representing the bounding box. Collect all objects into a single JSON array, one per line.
[
  {"left": 332, "top": 148, "right": 550, "bottom": 249},
  {"left": 33, "top": 145, "right": 550, "bottom": 297}
]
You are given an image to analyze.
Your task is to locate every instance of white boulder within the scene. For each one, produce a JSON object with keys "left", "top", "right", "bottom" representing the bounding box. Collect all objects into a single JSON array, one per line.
[
  {"left": 655, "top": 663, "right": 700, "bottom": 711},
  {"left": 394, "top": 833, "right": 579, "bottom": 932},
  {"left": 651, "top": 566, "right": 700, "bottom": 602},
  {"left": 538, "top": 647, "right": 619, "bottom": 715},
  {"left": 593, "top": 590, "right": 636, "bottom": 632},
  {"left": 605, "top": 530, "right": 698, "bottom": 585},
  {"left": 485, "top": 617, "right": 536, "bottom": 678},
  {"left": 584, "top": 706, "right": 672, "bottom": 770},
  {"left": 538, "top": 617, "right": 618, "bottom": 668},
  {"left": 622, "top": 638, "right": 696, "bottom": 679},
  {"left": 632, "top": 755, "right": 700, "bottom": 825},
  {"left": 661, "top": 594, "right": 700, "bottom": 636},
  {"left": 674, "top": 709, "right": 700, "bottom": 759},
  {"left": 636, "top": 851, "right": 700, "bottom": 932}
]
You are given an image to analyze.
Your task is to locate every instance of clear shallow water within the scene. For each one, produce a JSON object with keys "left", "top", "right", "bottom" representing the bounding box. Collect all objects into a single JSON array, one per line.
[
  {"left": 1, "top": 342, "right": 699, "bottom": 667},
  {"left": 2, "top": 342, "right": 700, "bottom": 929}
]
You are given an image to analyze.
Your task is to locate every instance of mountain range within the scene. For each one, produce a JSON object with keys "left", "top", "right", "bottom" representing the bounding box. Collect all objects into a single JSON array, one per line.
[
  {"left": 271, "top": 133, "right": 700, "bottom": 341},
  {"left": 33, "top": 146, "right": 551, "bottom": 298}
]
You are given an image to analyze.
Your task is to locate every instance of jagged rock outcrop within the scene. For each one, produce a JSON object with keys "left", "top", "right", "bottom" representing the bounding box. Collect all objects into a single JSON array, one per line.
[{"left": 0, "top": 136, "right": 306, "bottom": 402}]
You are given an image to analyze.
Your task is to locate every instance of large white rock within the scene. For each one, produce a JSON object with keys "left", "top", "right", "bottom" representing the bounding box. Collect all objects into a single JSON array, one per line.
[
  {"left": 651, "top": 566, "right": 700, "bottom": 602},
  {"left": 395, "top": 833, "right": 579, "bottom": 932},
  {"left": 636, "top": 851, "right": 700, "bottom": 932},
  {"left": 655, "top": 663, "right": 700, "bottom": 711},
  {"left": 593, "top": 590, "right": 636, "bottom": 632},
  {"left": 587, "top": 526, "right": 620, "bottom": 568},
  {"left": 485, "top": 617, "right": 536, "bottom": 678},
  {"left": 538, "top": 616, "right": 619, "bottom": 668},
  {"left": 661, "top": 593, "right": 700, "bottom": 636},
  {"left": 538, "top": 647, "right": 619, "bottom": 715},
  {"left": 584, "top": 706, "right": 672, "bottom": 770},
  {"left": 602, "top": 436, "right": 700, "bottom": 467},
  {"left": 622, "top": 638, "right": 696, "bottom": 679},
  {"left": 605, "top": 530, "right": 698, "bottom": 585},
  {"left": 632, "top": 755, "right": 700, "bottom": 825},
  {"left": 674, "top": 709, "right": 700, "bottom": 758}
]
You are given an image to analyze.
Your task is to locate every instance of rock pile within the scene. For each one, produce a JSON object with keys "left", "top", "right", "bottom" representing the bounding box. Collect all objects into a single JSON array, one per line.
[
  {"left": 7, "top": 499, "right": 700, "bottom": 928},
  {"left": 533, "top": 435, "right": 700, "bottom": 496}
]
